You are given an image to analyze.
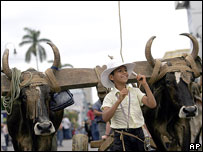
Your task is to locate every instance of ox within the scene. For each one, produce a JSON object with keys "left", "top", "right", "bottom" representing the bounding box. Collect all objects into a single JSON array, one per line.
[
  {"left": 142, "top": 33, "right": 202, "bottom": 151},
  {"left": 2, "top": 42, "right": 64, "bottom": 151}
]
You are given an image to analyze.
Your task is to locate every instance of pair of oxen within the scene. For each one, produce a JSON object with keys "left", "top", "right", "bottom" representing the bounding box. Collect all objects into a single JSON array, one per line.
[{"left": 1, "top": 33, "right": 202, "bottom": 151}]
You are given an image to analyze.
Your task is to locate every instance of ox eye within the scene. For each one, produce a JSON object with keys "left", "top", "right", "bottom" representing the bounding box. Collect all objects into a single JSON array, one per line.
[
  {"left": 191, "top": 77, "right": 195, "bottom": 82},
  {"left": 22, "top": 95, "right": 27, "bottom": 100},
  {"left": 166, "top": 79, "right": 171, "bottom": 84}
]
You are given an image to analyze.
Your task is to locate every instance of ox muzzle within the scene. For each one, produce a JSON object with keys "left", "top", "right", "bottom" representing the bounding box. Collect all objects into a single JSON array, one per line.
[
  {"left": 179, "top": 105, "right": 198, "bottom": 118},
  {"left": 34, "top": 121, "right": 55, "bottom": 135}
]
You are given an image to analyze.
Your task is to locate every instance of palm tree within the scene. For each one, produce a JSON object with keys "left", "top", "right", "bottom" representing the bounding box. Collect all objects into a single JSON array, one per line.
[
  {"left": 19, "top": 27, "right": 51, "bottom": 71},
  {"left": 47, "top": 60, "right": 74, "bottom": 69}
]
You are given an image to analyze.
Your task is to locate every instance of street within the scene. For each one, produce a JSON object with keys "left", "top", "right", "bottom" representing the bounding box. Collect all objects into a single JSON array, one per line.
[{"left": 4, "top": 138, "right": 98, "bottom": 151}]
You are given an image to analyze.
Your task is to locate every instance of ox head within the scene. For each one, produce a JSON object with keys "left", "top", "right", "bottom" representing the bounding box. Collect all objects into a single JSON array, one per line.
[
  {"left": 2, "top": 42, "right": 60, "bottom": 135},
  {"left": 145, "top": 33, "right": 201, "bottom": 118}
]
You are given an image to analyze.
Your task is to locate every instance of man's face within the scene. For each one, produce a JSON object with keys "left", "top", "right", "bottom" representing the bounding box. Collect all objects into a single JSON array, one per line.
[
  {"left": 98, "top": 92, "right": 107, "bottom": 100},
  {"left": 109, "top": 66, "right": 128, "bottom": 85}
]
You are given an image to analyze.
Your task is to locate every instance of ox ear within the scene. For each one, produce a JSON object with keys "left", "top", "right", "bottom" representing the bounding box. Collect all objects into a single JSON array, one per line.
[{"left": 195, "top": 56, "right": 202, "bottom": 74}]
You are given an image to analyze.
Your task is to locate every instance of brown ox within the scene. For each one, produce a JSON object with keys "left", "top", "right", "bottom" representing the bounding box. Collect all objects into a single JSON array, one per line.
[
  {"left": 2, "top": 42, "right": 64, "bottom": 151},
  {"left": 142, "top": 33, "right": 202, "bottom": 151}
]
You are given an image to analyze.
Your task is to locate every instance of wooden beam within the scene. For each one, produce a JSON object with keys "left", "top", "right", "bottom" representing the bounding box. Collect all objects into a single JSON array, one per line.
[{"left": 1, "top": 61, "right": 153, "bottom": 95}]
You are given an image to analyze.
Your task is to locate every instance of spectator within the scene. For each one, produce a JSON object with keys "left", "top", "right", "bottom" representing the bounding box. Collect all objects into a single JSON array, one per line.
[
  {"left": 62, "top": 116, "right": 72, "bottom": 139},
  {"left": 1, "top": 123, "right": 7, "bottom": 151},
  {"left": 84, "top": 118, "right": 92, "bottom": 142},
  {"left": 57, "top": 123, "right": 64, "bottom": 147},
  {"left": 92, "top": 86, "right": 109, "bottom": 139},
  {"left": 2, "top": 123, "right": 9, "bottom": 148},
  {"left": 87, "top": 105, "right": 99, "bottom": 141}
]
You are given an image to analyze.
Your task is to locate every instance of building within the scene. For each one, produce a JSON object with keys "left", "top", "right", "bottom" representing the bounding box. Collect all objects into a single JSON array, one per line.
[
  {"left": 163, "top": 48, "right": 190, "bottom": 59},
  {"left": 65, "top": 87, "right": 93, "bottom": 126},
  {"left": 175, "top": 1, "right": 202, "bottom": 59}
]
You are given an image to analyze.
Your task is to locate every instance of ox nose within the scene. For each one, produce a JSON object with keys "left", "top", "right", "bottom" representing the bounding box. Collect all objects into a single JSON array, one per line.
[
  {"left": 179, "top": 105, "right": 198, "bottom": 118},
  {"left": 34, "top": 121, "right": 55, "bottom": 135},
  {"left": 183, "top": 106, "right": 197, "bottom": 117},
  {"left": 37, "top": 122, "right": 51, "bottom": 130}
]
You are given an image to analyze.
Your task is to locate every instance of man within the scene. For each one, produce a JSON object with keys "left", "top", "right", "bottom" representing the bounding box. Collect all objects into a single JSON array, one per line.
[
  {"left": 62, "top": 116, "right": 72, "bottom": 139},
  {"left": 87, "top": 105, "right": 99, "bottom": 141},
  {"left": 101, "top": 60, "right": 157, "bottom": 151},
  {"left": 92, "top": 87, "right": 109, "bottom": 139}
]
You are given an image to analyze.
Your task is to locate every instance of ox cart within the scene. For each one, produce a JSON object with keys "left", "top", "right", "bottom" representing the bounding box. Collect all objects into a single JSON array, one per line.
[{"left": 1, "top": 33, "right": 202, "bottom": 151}]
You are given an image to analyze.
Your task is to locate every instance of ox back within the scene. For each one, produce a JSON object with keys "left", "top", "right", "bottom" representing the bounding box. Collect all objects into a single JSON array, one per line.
[{"left": 7, "top": 69, "right": 64, "bottom": 151}]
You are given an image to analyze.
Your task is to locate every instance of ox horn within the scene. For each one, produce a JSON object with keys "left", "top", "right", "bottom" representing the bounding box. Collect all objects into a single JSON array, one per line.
[
  {"left": 180, "top": 33, "right": 199, "bottom": 59},
  {"left": 47, "top": 42, "right": 61, "bottom": 72},
  {"left": 2, "top": 49, "right": 12, "bottom": 79},
  {"left": 145, "top": 36, "right": 156, "bottom": 67}
]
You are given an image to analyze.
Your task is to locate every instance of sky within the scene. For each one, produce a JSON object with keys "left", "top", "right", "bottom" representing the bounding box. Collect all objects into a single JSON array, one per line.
[{"left": 1, "top": 1, "right": 190, "bottom": 102}]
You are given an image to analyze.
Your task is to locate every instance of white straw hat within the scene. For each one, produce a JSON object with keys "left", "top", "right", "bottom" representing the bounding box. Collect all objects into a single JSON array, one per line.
[{"left": 101, "top": 60, "right": 135, "bottom": 88}]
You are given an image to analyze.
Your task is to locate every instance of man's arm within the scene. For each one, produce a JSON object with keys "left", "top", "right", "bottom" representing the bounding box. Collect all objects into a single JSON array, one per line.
[
  {"left": 102, "top": 121, "right": 111, "bottom": 139},
  {"left": 93, "top": 109, "right": 103, "bottom": 116}
]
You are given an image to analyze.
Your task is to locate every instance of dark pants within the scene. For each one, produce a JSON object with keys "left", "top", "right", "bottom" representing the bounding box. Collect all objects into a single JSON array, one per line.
[
  {"left": 90, "top": 120, "right": 99, "bottom": 141},
  {"left": 57, "top": 130, "right": 63, "bottom": 146},
  {"left": 113, "top": 127, "right": 145, "bottom": 151}
]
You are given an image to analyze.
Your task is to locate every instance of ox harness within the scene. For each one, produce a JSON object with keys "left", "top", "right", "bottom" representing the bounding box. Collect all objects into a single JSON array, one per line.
[
  {"left": 2, "top": 67, "right": 74, "bottom": 115},
  {"left": 148, "top": 54, "right": 201, "bottom": 85}
]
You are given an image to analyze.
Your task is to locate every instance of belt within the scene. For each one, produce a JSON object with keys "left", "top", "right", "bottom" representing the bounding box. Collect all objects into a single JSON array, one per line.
[
  {"left": 113, "top": 127, "right": 142, "bottom": 132},
  {"left": 114, "top": 128, "right": 144, "bottom": 151}
]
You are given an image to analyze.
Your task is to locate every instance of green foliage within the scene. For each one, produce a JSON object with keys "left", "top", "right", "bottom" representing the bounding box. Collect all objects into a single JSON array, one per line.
[
  {"left": 47, "top": 60, "right": 74, "bottom": 69},
  {"left": 64, "top": 109, "right": 79, "bottom": 128}
]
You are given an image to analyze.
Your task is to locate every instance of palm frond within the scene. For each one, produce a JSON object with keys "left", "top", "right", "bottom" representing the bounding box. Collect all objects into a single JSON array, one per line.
[
  {"left": 24, "top": 27, "right": 33, "bottom": 35},
  {"left": 25, "top": 45, "right": 35, "bottom": 62},
  {"left": 61, "top": 64, "right": 74, "bottom": 68},
  {"left": 38, "top": 38, "right": 51, "bottom": 43},
  {"left": 38, "top": 44, "right": 47, "bottom": 62},
  {"left": 22, "top": 35, "right": 33, "bottom": 40},
  {"left": 19, "top": 40, "right": 33, "bottom": 46}
]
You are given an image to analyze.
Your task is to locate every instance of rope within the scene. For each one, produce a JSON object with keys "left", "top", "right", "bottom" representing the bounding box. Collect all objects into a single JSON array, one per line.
[
  {"left": 118, "top": 1, "right": 124, "bottom": 63},
  {"left": 19, "top": 71, "right": 33, "bottom": 88},
  {"left": 2, "top": 68, "right": 21, "bottom": 115},
  {"left": 115, "top": 130, "right": 145, "bottom": 151},
  {"left": 120, "top": 130, "right": 126, "bottom": 151},
  {"left": 115, "top": 130, "right": 145, "bottom": 143},
  {"left": 2, "top": 67, "right": 61, "bottom": 115}
]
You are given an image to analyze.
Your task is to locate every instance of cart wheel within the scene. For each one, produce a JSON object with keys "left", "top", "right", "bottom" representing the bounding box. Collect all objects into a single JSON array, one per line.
[{"left": 72, "top": 134, "right": 88, "bottom": 151}]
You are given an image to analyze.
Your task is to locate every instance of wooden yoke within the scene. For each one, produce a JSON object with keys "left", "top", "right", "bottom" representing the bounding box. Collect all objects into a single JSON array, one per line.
[
  {"left": 94, "top": 65, "right": 108, "bottom": 95},
  {"left": 1, "top": 61, "right": 153, "bottom": 95}
]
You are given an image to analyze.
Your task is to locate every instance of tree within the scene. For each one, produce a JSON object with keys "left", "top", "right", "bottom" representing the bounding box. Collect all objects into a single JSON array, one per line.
[
  {"left": 19, "top": 27, "right": 51, "bottom": 71},
  {"left": 47, "top": 60, "right": 74, "bottom": 69}
]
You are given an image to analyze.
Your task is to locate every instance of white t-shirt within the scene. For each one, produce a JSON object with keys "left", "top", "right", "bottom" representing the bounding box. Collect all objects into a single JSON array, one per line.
[{"left": 62, "top": 117, "right": 71, "bottom": 129}]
